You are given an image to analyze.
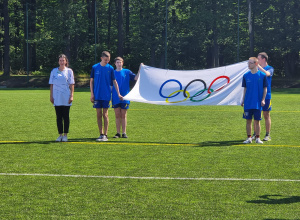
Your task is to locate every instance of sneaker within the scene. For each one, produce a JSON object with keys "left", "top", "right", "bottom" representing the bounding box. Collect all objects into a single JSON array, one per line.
[
  {"left": 102, "top": 135, "right": 108, "bottom": 141},
  {"left": 243, "top": 137, "right": 252, "bottom": 144},
  {"left": 251, "top": 134, "right": 256, "bottom": 140},
  {"left": 96, "top": 134, "right": 108, "bottom": 142},
  {"left": 113, "top": 133, "right": 121, "bottom": 138},
  {"left": 263, "top": 135, "right": 271, "bottom": 141},
  {"left": 96, "top": 134, "right": 104, "bottom": 142},
  {"left": 56, "top": 136, "right": 63, "bottom": 142},
  {"left": 62, "top": 135, "right": 68, "bottom": 142},
  {"left": 256, "top": 138, "right": 263, "bottom": 144},
  {"left": 122, "top": 133, "right": 128, "bottom": 138}
]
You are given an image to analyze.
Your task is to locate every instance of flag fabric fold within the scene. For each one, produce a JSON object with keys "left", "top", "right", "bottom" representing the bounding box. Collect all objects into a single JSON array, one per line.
[{"left": 124, "top": 61, "right": 248, "bottom": 106}]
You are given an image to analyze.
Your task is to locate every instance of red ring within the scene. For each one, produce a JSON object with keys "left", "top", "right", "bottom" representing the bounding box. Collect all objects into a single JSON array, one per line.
[{"left": 207, "top": 76, "right": 230, "bottom": 94}]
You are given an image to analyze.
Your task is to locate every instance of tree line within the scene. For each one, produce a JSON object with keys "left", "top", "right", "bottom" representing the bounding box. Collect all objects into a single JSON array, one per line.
[{"left": 0, "top": 0, "right": 299, "bottom": 78}]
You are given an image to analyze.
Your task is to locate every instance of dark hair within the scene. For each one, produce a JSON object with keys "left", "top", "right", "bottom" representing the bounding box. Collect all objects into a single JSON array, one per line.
[
  {"left": 258, "top": 52, "right": 268, "bottom": 62},
  {"left": 58, "top": 54, "right": 69, "bottom": 67},
  {"left": 101, "top": 51, "right": 111, "bottom": 58}
]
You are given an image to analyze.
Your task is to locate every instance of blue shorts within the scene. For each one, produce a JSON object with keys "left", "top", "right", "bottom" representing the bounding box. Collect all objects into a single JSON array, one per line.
[
  {"left": 93, "top": 100, "right": 110, "bottom": 109},
  {"left": 262, "top": 99, "right": 272, "bottom": 111},
  {"left": 112, "top": 103, "right": 130, "bottom": 109},
  {"left": 243, "top": 109, "right": 262, "bottom": 120}
]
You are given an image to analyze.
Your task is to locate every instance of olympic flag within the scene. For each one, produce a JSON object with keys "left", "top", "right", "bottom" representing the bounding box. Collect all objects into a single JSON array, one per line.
[{"left": 124, "top": 61, "right": 249, "bottom": 106}]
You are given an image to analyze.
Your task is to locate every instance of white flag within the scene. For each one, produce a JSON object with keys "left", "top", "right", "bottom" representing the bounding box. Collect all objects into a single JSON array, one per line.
[{"left": 124, "top": 61, "right": 248, "bottom": 106}]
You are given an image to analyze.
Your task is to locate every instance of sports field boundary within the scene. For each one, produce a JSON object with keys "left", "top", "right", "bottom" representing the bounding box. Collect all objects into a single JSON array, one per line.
[
  {"left": 0, "top": 140, "right": 299, "bottom": 148},
  {"left": 0, "top": 173, "right": 299, "bottom": 182}
]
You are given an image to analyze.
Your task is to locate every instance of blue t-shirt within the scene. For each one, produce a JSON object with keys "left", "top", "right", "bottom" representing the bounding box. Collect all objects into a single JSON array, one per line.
[
  {"left": 112, "top": 69, "right": 136, "bottom": 105},
  {"left": 264, "top": 65, "right": 274, "bottom": 99},
  {"left": 242, "top": 70, "right": 268, "bottom": 110},
  {"left": 90, "top": 63, "right": 115, "bottom": 101}
]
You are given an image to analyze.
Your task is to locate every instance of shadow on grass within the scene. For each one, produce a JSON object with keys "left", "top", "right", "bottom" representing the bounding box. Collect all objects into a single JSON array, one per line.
[
  {"left": 0, "top": 138, "right": 243, "bottom": 147},
  {"left": 247, "top": 195, "right": 300, "bottom": 205},
  {"left": 67, "top": 138, "right": 244, "bottom": 147},
  {"left": 194, "top": 140, "right": 243, "bottom": 147}
]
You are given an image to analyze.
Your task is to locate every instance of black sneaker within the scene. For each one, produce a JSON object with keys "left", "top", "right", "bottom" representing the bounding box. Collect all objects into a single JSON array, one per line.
[
  {"left": 122, "top": 133, "right": 128, "bottom": 138},
  {"left": 113, "top": 133, "right": 121, "bottom": 138}
]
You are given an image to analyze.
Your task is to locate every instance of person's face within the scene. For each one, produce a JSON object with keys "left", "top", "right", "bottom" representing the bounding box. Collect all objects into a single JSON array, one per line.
[
  {"left": 59, "top": 57, "right": 67, "bottom": 67},
  {"left": 101, "top": 56, "right": 110, "bottom": 65},
  {"left": 257, "top": 55, "right": 264, "bottom": 66},
  {"left": 115, "top": 60, "right": 123, "bottom": 69},
  {"left": 248, "top": 59, "right": 256, "bottom": 69}
]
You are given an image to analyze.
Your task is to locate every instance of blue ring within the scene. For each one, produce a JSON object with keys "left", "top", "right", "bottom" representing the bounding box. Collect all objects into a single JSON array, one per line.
[{"left": 159, "top": 79, "right": 182, "bottom": 98}]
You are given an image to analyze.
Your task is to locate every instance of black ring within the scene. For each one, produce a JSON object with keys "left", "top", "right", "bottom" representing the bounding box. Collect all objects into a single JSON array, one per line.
[{"left": 183, "top": 79, "right": 207, "bottom": 98}]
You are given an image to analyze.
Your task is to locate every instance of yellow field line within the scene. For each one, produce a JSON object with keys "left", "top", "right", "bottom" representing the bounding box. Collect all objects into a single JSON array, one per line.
[
  {"left": 67, "top": 142, "right": 198, "bottom": 147},
  {"left": 0, "top": 141, "right": 299, "bottom": 148},
  {"left": 130, "top": 109, "right": 300, "bottom": 113},
  {"left": 233, "top": 144, "right": 300, "bottom": 148},
  {"left": 70, "top": 142, "right": 300, "bottom": 148}
]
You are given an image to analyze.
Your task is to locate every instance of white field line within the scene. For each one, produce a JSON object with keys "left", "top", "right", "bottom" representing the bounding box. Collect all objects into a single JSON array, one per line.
[{"left": 0, "top": 173, "right": 299, "bottom": 182}]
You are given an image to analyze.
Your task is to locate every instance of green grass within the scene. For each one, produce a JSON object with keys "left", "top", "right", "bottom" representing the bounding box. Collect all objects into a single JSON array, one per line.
[{"left": 0, "top": 88, "right": 299, "bottom": 219}]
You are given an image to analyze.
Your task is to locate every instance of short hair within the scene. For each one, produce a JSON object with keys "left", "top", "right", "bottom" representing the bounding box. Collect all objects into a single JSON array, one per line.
[
  {"left": 58, "top": 54, "right": 69, "bottom": 67},
  {"left": 101, "top": 51, "right": 111, "bottom": 58},
  {"left": 249, "top": 57, "right": 258, "bottom": 63},
  {"left": 258, "top": 52, "right": 268, "bottom": 62},
  {"left": 114, "top": 57, "right": 124, "bottom": 63}
]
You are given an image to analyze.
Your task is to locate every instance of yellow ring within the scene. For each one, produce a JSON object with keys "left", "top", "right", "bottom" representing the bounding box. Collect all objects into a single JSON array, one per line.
[{"left": 166, "top": 90, "right": 190, "bottom": 103}]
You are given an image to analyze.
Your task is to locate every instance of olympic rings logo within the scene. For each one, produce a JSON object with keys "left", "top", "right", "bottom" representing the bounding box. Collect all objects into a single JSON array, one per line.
[{"left": 159, "top": 76, "right": 230, "bottom": 103}]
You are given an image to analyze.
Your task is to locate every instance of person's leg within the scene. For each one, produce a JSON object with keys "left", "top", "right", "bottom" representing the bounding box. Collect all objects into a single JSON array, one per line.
[
  {"left": 103, "top": 108, "right": 109, "bottom": 136},
  {"left": 243, "top": 119, "right": 253, "bottom": 144},
  {"left": 254, "top": 120, "right": 261, "bottom": 138},
  {"left": 114, "top": 107, "right": 122, "bottom": 134},
  {"left": 60, "top": 106, "right": 70, "bottom": 142},
  {"left": 62, "top": 106, "right": 70, "bottom": 136},
  {"left": 263, "top": 111, "right": 271, "bottom": 135},
  {"left": 55, "top": 106, "right": 63, "bottom": 135},
  {"left": 96, "top": 108, "right": 103, "bottom": 135},
  {"left": 246, "top": 119, "right": 252, "bottom": 137},
  {"left": 252, "top": 121, "right": 256, "bottom": 138},
  {"left": 121, "top": 109, "right": 127, "bottom": 134}
]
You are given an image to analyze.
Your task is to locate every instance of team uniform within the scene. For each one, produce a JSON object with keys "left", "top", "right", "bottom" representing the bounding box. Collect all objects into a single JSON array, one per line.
[
  {"left": 112, "top": 69, "right": 136, "bottom": 109},
  {"left": 90, "top": 63, "right": 115, "bottom": 108},
  {"left": 49, "top": 67, "right": 75, "bottom": 135},
  {"left": 262, "top": 65, "right": 274, "bottom": 111},
  {"left": 242, "top": 70, "right": 268, "bottom": 120}
]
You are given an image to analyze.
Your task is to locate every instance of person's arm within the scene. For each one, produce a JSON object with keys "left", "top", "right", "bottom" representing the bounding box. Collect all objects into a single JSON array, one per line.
[
  {"left": 134, "top": 63, "right": 144, "bottom": 80},
  {"left": 90, "top": 78, "right": 95, "bottom": 103},
  {"left": 113, "top": 79, "right": 123, "bottom": 100},
  {"left": 69, "top": 84, "right": 74, "bottom": 104},
  {"left": 258, "top": 64, "right": 271, "bottom": 77},
  {"left": 241, "top": 87, "right": 246, "bottom": 107},
  {"left": 261, "top": 87, "right": 267, "bottom": 107},
  {"left": 50, "top": 84, "right": 54, "bottom": 104}
]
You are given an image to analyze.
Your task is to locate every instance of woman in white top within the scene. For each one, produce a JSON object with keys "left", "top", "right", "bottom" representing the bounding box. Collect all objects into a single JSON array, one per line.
[{"left": 49, "top": 54, "right": 75, "bottom": 142}]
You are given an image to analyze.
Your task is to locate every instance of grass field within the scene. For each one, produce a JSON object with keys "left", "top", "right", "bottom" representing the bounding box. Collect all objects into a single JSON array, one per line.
[{"left": 0, "top": 88, "right": 299, "bottom": 219}]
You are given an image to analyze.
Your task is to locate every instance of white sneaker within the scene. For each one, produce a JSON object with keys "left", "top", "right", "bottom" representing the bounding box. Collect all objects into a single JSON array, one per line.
[
  {"left": 256, "top": 138, "right": 263, "bottom": 144},
  {"left": 56, "top": 136, "right": 63, "bottom": 142},
  {"left": 251, "top": 134, "right": 256, "bottom": 140},
  {"left": 96, "top": 134, "right": 104, "bottom": 142},
  {"left": 263, "top": 135, "right": 271, "bottom": 141},
  {"left": 62, "top": 135, "right": 68, "bottom": 142},
  {"left": 96, "top": 134, "right": 108, "bottom": 142},
  {"left": 243, "top": 137, "right": 252, "bottom": 144},
  {"left": 102, "top": 135, "right": 108, "bottom": 141}
]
